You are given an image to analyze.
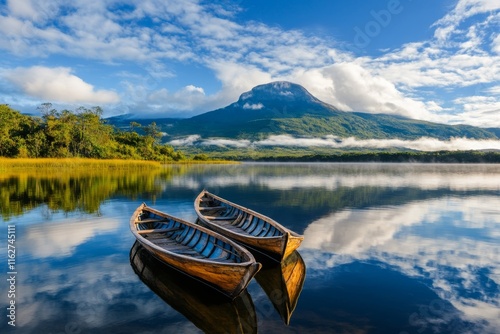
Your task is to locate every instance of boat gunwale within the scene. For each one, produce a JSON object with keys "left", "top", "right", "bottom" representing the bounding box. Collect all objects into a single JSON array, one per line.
[{"left": 195, "top": 191, "right": 304, "bottom": 240}]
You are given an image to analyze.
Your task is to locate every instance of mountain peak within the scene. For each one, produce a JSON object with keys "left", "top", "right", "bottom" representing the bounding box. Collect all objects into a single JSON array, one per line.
[
  {"left": 188, "top": 81, "right": 341, "bottom": 123},
  {"left": 236, "top": 81, "right": 323, "bottom": 109}
]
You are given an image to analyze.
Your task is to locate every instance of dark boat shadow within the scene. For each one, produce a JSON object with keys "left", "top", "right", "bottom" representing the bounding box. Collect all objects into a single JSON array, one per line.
[
  {"left": 129, "top": 241, "right": 258, "bottom": 334},
  {"left": 253, "top": 250, "right": 306, "bottom": 325}
]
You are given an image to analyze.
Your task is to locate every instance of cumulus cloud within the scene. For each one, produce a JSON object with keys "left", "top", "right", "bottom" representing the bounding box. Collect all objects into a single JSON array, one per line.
[
  {"left": 142, "top": 84, "right": 207, "bottom": 113},
  {"left": 5, "top": 66, "right": 120, "bottom": 104},
  {"left": 319, "top": 62, "right": 435, "bottom": 119}
]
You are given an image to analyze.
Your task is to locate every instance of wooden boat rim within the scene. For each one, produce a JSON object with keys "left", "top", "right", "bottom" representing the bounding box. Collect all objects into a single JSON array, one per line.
[
  {"left": 195, "top": 190, "right": 304, "bottom": 239},
  {"left": 130, "top": 203, "right": 256, "bottom": 266}
]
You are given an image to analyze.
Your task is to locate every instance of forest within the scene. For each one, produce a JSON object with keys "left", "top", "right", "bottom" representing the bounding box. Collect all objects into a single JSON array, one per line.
[{"left": 0, "top": 104, "right": 187, "bottom": 161}]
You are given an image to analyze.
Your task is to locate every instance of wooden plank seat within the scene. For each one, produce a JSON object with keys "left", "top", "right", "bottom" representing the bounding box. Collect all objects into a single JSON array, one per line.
[
  {"left": 204, "top": 215, "right": 238, "bottom": 220},
  {"left": 138, "top": 227, "right": 182, "bottom": 234},
  {"left": 216, "top": 220, "right": 253, "bottom": 236},
  {"left": 198, "top": 206, "right": 226, "bottom": 211},
  {"left": 135, "top": 218, "right": 170, "bottom": 224}
]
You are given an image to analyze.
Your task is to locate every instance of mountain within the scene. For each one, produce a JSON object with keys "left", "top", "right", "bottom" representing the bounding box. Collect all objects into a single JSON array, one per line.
[
  {"left": 106, "top": 81, "right": 498, "bottom": 142},
  {"left": 159, "top": 81, "right": 497, "bottom": 141}
]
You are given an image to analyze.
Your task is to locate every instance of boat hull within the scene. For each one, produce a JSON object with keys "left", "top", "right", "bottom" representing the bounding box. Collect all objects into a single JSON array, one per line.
[
  {"left": 130, "top": 242, "right": 258, "bottom": 333},
  {"left": 130, "top": 203, "right": 261, "bottom": 299},
  {"left": 194, "top": 191, "right": 304, "bottom": 261}
]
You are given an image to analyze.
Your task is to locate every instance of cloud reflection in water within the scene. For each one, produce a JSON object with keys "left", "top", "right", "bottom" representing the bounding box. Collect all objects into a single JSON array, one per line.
[{"left": 302, "top": 196, "right": 500, "bottom": 332}]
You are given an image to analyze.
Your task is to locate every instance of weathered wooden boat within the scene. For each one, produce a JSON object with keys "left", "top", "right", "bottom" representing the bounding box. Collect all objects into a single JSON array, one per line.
[
  {"left": 254, "top": 251, "right": 306, "bottom": 325},
  {"left": 194, "top": 190, "right": 304, "bottom": 261},
  {"left": 130, "top": 242, "right": 258, "bottom": 333},
  {"left": 130, "top": 203, "right": 261, "bottom": 299}
]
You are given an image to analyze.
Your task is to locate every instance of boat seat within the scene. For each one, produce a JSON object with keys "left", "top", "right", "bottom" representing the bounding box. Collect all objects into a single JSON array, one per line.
[
  {"left": 135, "top": 218, "right": 170, "bottom": 224},
  {"left": 138, "top": 227, "right": 182, "bottom": 234},
  {"left": 198, "top": 206, "right": 226, "bottom": 211},
  {"left": 204, "top": 215, "right": 237, "bottom": 220}
]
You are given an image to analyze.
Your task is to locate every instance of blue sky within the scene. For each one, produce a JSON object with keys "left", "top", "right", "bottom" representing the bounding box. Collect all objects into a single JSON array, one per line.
[{"left": 0, "top": 0, "right": 499, "bottom": 127}]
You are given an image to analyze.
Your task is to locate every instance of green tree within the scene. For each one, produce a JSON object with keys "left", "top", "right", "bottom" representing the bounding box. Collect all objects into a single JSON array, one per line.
[
  {"left": 43, "top": 109, "right": 76, "bottom": 157},
  {"left": 72, "top": 106, "right": 113, "bottom": 158}
]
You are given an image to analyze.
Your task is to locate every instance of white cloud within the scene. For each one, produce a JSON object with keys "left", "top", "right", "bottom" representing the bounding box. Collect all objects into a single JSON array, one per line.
[
  {"left": 168, "top": 134, "right": 201, "bottom": 146},
  {"left": 492, "top": 34, "right": 500, "bottom": 54},
  {"left": 432, "top": 0, "right": 500, "bottom": 43},
  {"left": 5, "top": 66, "right": 120, "bottom": 104},
  {"left": 209, "top": 61, "right": 273, "bottom": 101},
  {"left": 486, "top": 85, "right": 500, "bottom": 94},
  {"left": 7, "top": 0, "right": 37, "bottom": 19},
  {"left": 318, "top": 62, "right": 435, "bottom": 119},
  {"left": 171, "top": 134, "right": 500, "bottom": 151},
  {"left": 143, "top": 84, "right": 207, "bottom": 113},
  {"left": 243, "top": 102, "right": 264, "bottom": 110}
]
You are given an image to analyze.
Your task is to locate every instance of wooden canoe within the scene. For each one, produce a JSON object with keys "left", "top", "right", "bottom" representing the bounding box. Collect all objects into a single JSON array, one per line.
[
  {"left": 130, "top": 203, "right": 261, "bottom": 299},
  {"left": 194, "top": 190, "right": 304, "bottom": 261},
  {"left": 254, "top": 251, "right": 306, "bottom": 325},
  {"left": 130, "top": 241, "right": 258, "bottom": 333}
]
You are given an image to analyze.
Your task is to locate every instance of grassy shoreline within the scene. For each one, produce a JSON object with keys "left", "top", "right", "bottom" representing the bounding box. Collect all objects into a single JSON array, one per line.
[
  {"left": 0, "top": 158, "right": 238, "bottom": 170},
  {"left": 0, "top": 158, "right": 161, "bottom": 170}
]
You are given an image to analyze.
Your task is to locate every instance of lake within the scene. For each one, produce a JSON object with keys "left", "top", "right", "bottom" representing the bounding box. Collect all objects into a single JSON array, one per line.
[{"left": 1, "top": 163, "right": 499, "bottom": 334}]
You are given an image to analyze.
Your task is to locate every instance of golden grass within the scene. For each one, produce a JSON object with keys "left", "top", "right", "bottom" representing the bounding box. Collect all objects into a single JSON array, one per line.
[
  {"left": 0, "top": 158, "right": 161, "bottom": 170},
  {"left": 167, "top": 160, "right": 240, "bottom": 165},
  {"left": 0, "top": 158, "right": 239, "bottom": 171}
]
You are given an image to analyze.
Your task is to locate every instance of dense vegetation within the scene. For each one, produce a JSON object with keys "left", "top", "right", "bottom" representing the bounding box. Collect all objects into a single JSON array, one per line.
[
  {"left": 0, "top": 104, "right": 186, "bottom": 161},
  {"left": 255, "top": 150, "right": 500, "bottom": 163},
  {"left": 181, "top": 145, "right": 500, "bottom": 163}
]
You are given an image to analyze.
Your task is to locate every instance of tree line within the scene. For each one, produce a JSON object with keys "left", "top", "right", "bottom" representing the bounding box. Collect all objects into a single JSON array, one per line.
[
  {"left": 0, "top": 104, "right": 185, "bottom": 161},
  {"left": 254, "top": 150, "right": 500, "bottom": 163}
]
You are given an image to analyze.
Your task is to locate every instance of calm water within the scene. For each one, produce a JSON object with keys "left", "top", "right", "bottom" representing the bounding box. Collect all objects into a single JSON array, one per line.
[{"left": 1, "top": 163, "right": 499, "bottom": 334}]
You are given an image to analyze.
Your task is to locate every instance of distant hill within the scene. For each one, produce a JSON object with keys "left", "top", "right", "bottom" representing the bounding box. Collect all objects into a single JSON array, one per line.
[{"left": 107, "top": 81, "right": 499, "bottom": 141}]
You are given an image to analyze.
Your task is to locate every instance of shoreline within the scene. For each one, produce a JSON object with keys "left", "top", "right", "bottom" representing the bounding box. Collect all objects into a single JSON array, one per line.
[{"left": 0, "top": 158, "right": 238, "bottom": 170}]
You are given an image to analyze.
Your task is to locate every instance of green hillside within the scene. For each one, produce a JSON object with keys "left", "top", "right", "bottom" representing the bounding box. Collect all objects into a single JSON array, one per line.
[{"left": 107, "top": 82, "right": 499, "bottom": 142}]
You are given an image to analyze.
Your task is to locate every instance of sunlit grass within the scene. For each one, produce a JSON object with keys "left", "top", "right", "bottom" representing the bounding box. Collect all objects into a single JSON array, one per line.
[
  {"left": 0, "top": 158, "right": 239, "bottom": 171},
  {"left": 171, "top": 160, "right": 239, "bottom": 165},
  {"left": 0, "top": 158, "right": 161, "bottom": 170}
]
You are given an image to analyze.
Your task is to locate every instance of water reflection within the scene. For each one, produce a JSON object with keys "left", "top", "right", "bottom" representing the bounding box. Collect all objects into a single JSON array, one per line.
[
  {"left": 172, "top": 163, "right": 500, "bottom": 192},
  {"left": 19, "top": 216, "right": 121, "bottom": 258},
  {"left": 2, "top": 163, "right": 499, "bottom": 333},
  {"left": 294, "top": 260, "right": 479, "bottom": 333},
  {"left": 130, "top": 242, "right": 258, "bottom": 334},
  {"left": 302, "top": 195, "right": 500, "bottom": 333},
  {"left": 254, "top": 251, "right": 306, "bottom": 325},
  {"left": 0, "top": 167, "right": 187, "bottom": 220}
]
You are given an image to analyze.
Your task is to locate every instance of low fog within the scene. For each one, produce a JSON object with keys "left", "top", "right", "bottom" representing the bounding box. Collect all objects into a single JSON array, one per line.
[{"left": 169, "top": 135, "right": 500, "bottom": 151}]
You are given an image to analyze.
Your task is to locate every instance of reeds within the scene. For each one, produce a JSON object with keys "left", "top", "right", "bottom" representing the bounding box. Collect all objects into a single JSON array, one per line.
[
  {"left": 0, "top": 158, "right": 161, "bottom": 170},
  {"left": 171, "top": 160, "right": 239, "bottom": 165}
]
